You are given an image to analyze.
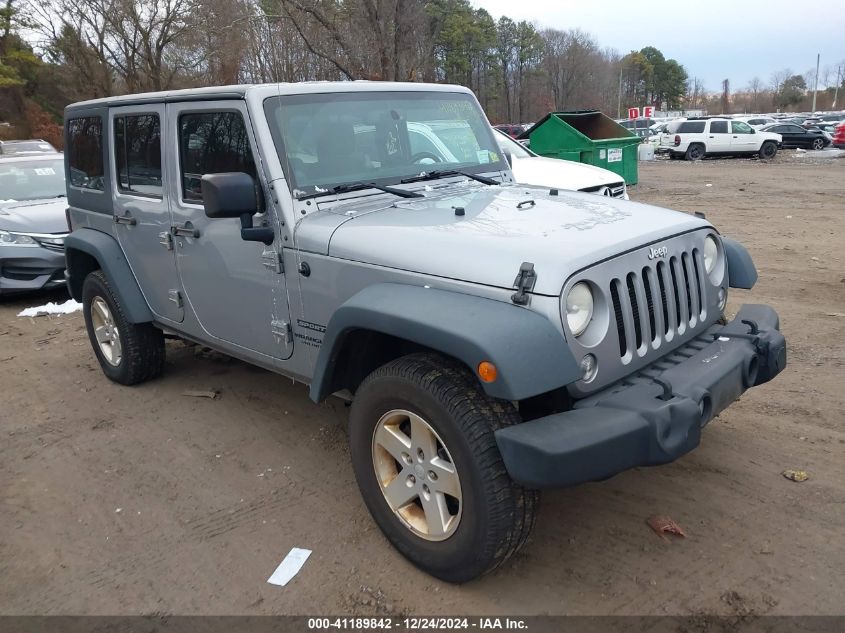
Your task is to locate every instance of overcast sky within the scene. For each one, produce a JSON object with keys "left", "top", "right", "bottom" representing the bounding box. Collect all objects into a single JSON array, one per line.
[{"left": 473, "top": 0, "right": 845, "bottom": 91}]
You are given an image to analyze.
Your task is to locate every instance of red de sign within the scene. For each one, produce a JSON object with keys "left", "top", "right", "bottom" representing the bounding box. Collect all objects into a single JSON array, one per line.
[
  {"left": 643, "top": 106, "right": 654, "bottom": 118},
  {"left": 628, "top": 107, "right": 640, "bottom": 119}
]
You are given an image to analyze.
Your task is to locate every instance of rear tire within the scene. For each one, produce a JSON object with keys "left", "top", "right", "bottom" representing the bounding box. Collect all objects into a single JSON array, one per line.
[
  {"left": 759, "top": 141, "right": 777, "bottom": 159},
  {"left": 349, "top": 353, "right": 538, "bottom": 583},
  {"left": 82, "top": 270, "right": 165, "bottom": 385},
  {"left": 685, "top": 144, "right": 705, "bottom": 161}
]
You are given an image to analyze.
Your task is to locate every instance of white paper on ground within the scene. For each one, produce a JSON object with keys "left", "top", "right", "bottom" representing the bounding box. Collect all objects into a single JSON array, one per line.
[{"left": 267, "top": 547, "right": 311, "bottom": 587}]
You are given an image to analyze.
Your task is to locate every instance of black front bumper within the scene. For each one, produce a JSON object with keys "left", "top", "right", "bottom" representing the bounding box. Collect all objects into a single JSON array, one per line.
[{"left": 495, "top": 304, "right": 786, "bottom": 489}]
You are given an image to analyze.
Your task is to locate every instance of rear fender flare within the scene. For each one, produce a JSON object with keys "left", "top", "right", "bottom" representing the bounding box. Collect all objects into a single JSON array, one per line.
[{"left": 64, "top": 229, "right": 153, "bottom": 323}]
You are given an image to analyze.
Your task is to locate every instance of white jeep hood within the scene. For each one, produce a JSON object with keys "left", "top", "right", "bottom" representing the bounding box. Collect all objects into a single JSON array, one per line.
[
  {"left": 318, "top": 184, "right": 709, "bottom": 296},
  {"left": 510, "top": 155, "right": 623, "bottom": 191}
]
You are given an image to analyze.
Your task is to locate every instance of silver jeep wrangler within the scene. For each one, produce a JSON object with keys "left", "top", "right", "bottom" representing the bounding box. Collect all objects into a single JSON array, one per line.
[{"left": 63, "top": 82, "right": 786, "bottom": 582}]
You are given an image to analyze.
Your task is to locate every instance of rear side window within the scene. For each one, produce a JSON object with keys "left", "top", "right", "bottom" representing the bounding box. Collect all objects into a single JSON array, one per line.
[
  {"left": 178, "top": 111, "right": 257, "bottom": 202},
  {"left": 676, "top": 121, "right": 706, "bottom": 134},
  {"left": 114, "top": 114, "right": 163, "bottom": 197},
  {"left": 67, "top": 117, "right": 105, "bottom": 190},
  {"left": 710, "top": 121, "right": 729, "bottom": 134}
]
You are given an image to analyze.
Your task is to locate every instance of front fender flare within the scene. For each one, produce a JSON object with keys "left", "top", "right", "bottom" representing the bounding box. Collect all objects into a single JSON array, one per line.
[
  {"left": 309, "top": 283, "right": 581, "bottom": 402},
  {"left": 64, "top": 229, "right": 153, "bottom": 323},
  {"left": 722, "top": 237, "right": 758, "bottom": 289}
]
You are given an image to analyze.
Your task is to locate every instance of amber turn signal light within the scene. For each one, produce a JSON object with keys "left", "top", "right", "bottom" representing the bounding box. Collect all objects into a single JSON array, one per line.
[{"left": 477, "top": 361, "right": 498, "bottom": 383}]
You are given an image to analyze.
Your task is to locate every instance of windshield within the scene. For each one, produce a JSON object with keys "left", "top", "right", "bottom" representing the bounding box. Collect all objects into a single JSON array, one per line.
[
  {"left": 495, "top": 130, "right": 534, "bottom": 160},
  {"left": 264, "top": 91, "right": 506, "bottom": 197},
  {"left": 0, "top": 158, "right": 66, "bottom": 203}
]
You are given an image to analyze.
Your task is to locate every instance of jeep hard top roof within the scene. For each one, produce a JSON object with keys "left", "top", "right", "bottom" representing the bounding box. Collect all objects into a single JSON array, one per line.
[{"left": 64, "top": 81, "right": 475, "bottom": 113}]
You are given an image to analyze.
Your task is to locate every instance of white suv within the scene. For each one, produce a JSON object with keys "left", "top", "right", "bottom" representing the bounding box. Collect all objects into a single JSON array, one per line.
[{"left": 660, "top": 118, "right": 781, "bottom": 161}]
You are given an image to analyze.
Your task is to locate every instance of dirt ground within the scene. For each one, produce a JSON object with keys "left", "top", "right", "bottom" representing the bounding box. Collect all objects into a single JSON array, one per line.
[{"left": 1, "top": 154, "right": 843, "bottom": 616}]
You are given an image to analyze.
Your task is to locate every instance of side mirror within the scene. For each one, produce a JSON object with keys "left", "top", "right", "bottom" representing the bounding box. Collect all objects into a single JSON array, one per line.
[
  {"left": 202, "top": 172, "right": 257, "bottom": 218},
  {"left": 201, "top": 172, "right": 274, "bottom": 245}
]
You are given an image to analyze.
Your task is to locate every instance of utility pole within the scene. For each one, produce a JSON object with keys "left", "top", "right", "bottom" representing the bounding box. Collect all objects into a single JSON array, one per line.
[
  {"left": 811, "top": 53, "right": 820, "bottom": 113},
  {"left": 832, "top": 65, "right": 841, "bottom": 109}
]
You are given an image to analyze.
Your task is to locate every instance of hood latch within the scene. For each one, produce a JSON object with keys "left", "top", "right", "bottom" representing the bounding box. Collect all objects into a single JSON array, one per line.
[{"left": 511, "top": 262, "right": 536, "bottom": 305}]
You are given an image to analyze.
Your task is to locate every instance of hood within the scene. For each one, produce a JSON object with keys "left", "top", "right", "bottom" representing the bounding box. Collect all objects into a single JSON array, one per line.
[
  {"left": 510, "top": 155, "right": 623, "bottom": 190},
  {"left": 0, "top": 198, "right": 69, "bottom": 234},
  {"left": 303, "top": 183, "right": 709, "bottom": 296}
]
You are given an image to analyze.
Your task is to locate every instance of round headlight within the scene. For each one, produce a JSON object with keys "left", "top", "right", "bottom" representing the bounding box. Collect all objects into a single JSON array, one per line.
[
  {"left": 566, "top": 282, "right": 594, "bottom": 336},
  {"left": 703, "top": 235, "right": 719, "bottom": 274}
]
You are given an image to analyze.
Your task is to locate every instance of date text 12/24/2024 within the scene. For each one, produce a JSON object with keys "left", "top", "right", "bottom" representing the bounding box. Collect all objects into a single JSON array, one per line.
[{"left": 307, "top": 617, "right": 528, "bottom": 630}]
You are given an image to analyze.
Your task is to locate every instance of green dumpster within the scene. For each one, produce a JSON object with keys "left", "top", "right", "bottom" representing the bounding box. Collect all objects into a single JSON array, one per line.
[{"left": 520, "top": 110, "right": 641, "bottom": 185}]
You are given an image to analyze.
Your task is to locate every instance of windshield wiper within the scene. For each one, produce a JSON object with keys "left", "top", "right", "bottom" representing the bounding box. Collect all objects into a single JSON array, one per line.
[
  {"left": 297, "top": 182, "right": 423, "bottom": 201},
  {"left": 400, "top": 169, "right": 499, "bottom": 186}
]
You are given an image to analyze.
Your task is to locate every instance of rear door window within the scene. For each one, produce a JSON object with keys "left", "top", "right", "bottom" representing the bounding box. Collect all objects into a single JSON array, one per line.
[
  {"left": 114, "top": 114, "right": 163, "bottom": 197},
  {"left": 677, "top": 122, "right": 706, "bottom": 134},
  {"left": 710, "top": 121, "right": 729, "bottom": 134}
]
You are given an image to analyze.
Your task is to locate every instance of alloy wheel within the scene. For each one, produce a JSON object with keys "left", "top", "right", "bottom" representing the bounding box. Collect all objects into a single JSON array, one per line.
[
  {"left": 90, "top": 296, "right": 122, "bottom": 366},
  {"left": 371, "top": 409, "right": 462, "bottom": 541}
]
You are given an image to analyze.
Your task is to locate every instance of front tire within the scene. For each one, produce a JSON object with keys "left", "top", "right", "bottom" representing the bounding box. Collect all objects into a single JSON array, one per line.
[
  {"left": 759, "top": 141, "right": 777, "bottom": 159},
  {"left": 811, "top": 137, "right": 825, "bottom": 150},
  {"left": 82, "top": 270, "right": 165, "bottom": 385},
  {"left": 349, "top": 353, "right": 538, "bottom": 583}
]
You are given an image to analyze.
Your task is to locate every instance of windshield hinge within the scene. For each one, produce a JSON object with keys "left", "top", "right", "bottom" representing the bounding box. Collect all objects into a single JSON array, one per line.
[
  {"left": 271, "top": 319, "right": 292, "bottom": 344},
  {"left": 511, "top": 262, "right": 536, "bottom": 306},
  {"left": 262, "top": 248, "right": 284, "bottom": 274}
]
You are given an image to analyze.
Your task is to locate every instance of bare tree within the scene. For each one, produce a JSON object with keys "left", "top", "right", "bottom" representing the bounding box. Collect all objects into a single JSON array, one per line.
[
  {"left": 770, "top": 68, "right": 791, "bottom": 94},
  {"left": 747, "top": 76, "right": 761, "bottom": 111},
  {"left": 30, "top": 0, "right": 202, "bottom": 95}
]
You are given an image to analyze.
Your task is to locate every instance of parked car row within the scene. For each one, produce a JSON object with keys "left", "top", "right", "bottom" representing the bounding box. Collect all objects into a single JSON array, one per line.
[
  {"left": 640, "top": 109, "right": 845, "bottom": 160},
  {"left": 493, "top": 123, "right": 531, "bottom": 138}
]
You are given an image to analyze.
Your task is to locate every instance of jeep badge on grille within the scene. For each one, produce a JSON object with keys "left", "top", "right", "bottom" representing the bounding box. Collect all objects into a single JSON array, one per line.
[{"left": 648, "top": 246, "right": 668, "bottom": 259}]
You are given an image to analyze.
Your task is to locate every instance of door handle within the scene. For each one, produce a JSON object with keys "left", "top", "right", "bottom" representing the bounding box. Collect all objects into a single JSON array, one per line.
[
  {"left": 171, "top": 222, "right": 199, "bottom": 238},
  {"left": 114, "top": 213, "right": 137, "bottom": 226}
]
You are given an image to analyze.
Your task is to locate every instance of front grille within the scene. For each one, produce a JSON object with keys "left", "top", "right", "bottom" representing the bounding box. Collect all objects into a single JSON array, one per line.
[
  {"left": 580, "top": 182, "right": 626, "bottom": 198},
  {"left": 609, "top": 250, "right": 706, "bottom": 362}
]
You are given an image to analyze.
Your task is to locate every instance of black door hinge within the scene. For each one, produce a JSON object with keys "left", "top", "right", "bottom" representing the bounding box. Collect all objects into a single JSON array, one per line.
[{"left": 511, "top": 262, "right": 536, "bottom": 305}]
